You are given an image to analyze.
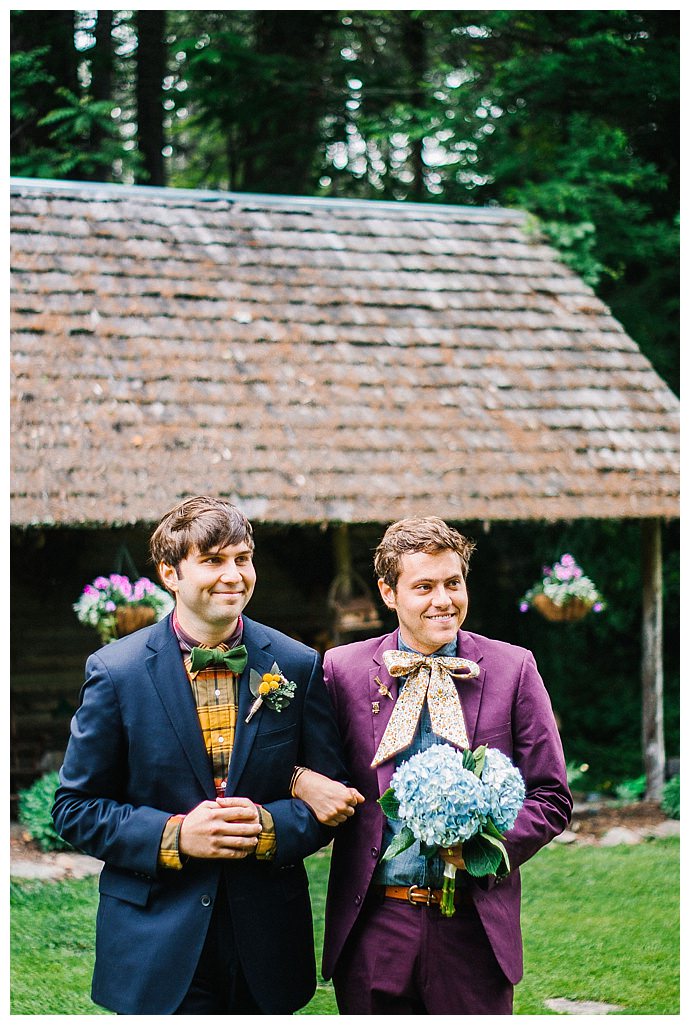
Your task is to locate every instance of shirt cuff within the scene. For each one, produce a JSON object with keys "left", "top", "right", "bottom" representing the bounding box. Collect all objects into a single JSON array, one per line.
[
  {"left": 158, "top": 814, "right": 186, "bottom": 870},
  {"left": 254, "top": 805, "right": 277, "bottom": 860}
]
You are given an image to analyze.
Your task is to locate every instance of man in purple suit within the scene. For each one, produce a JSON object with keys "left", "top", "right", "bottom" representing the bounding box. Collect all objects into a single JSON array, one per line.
[{"left": 301, "top": 516, "right": 572, "bottom": 1014}]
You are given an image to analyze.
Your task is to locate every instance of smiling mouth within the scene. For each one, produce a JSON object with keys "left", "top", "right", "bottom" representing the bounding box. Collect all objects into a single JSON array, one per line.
[{"left": 426, "top": 613, "right": 456, "bottom": 622}]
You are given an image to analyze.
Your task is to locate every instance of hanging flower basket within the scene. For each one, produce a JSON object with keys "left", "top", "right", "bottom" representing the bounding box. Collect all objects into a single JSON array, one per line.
[
  {"left": 74, "top": 574, "right": 174, "bottom": 645},
  {"left": 519, "top": 554, "right": 605, "bottom": 623},
  {"left": 530, "top": 593, "right": 594, "bottom": 623},
  {"left": 115, "top": 604, "right": 158, "bottom": 636}
]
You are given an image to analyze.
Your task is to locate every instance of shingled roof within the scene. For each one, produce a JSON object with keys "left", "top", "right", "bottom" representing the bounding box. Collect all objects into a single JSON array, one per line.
[{"left": 10, "top": 177, "right": 679, "bottom": 527}]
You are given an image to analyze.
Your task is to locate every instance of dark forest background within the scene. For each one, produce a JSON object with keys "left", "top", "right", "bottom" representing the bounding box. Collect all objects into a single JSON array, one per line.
[{"left": 10, "top": 10, "right": 679, "bottom": 786}]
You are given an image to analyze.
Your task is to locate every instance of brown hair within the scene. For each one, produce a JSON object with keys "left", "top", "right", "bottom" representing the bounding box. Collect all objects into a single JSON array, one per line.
[
  {"left": 149, "top": 496, "right": 254, "bottom": 575},
  {"left": 374, "top": 516, "right": 476, "bottom": 590}
]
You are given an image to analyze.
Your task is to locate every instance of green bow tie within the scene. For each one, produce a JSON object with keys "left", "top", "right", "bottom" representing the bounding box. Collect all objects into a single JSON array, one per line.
[{"left": 189, "top": 644, "right": 248, "bottom": 674}]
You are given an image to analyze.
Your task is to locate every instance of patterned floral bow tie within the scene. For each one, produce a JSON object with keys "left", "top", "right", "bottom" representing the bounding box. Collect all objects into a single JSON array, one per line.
[
  {"left": 189, "top": 644, "right": 248, "bottom": 674},
  {"left": 370, "top": 649, "right": 480, "bottom": 767}
]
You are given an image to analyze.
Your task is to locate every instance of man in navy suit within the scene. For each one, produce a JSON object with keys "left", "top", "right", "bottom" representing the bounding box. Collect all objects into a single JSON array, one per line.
[{"left": 53, "top": 496, "right": 361, "bottom": 1014}]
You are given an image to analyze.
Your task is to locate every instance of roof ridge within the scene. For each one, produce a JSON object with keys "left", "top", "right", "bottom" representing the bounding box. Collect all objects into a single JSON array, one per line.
[{"left": 9, "top": 176, "right": 526, "bottom": 222}]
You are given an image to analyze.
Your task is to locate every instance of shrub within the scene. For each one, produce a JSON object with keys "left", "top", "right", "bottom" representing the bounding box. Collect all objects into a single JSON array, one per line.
[
  {"left": 17, "top": 771, "right": 73, "bottom": 852},
  {"left": 615, "top": 773, "right": 647, "bottom": 802},
  {"left": 566, "top": 760, "right": 590, "bottom": 792},
  {"left": 661, "top": 774, "right": 680, "bottom": 820}
]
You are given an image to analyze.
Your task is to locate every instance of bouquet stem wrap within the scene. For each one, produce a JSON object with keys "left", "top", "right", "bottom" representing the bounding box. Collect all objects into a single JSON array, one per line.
[{"left": 441, "top": 860, "right": 457, "bottom": 917}]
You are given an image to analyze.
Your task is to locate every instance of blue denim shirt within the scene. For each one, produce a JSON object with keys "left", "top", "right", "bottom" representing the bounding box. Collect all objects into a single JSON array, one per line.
[{"left": 372, "top": 632, "right": 458, "bottom": 889}]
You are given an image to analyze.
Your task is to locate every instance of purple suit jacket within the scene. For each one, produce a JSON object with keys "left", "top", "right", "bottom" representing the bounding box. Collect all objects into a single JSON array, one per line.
[{"left": 321, "top": 628, "right": 572, "bottom": 985}]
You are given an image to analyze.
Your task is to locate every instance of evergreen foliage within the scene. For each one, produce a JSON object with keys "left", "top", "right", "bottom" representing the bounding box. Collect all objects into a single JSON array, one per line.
[
  {"left": 18, "top": 771, "right": 73, "bottom": 853},
  {"left": 661, "top": 774, "right": 680, "bottom": 820}
]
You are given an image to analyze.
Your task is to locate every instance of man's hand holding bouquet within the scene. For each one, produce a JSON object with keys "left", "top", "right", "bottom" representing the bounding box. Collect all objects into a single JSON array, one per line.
[{"left": 378, "top": 743, "right": 526, "bottom": 916}]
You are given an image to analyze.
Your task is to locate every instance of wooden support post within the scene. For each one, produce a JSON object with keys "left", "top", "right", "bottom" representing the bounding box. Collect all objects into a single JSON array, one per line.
[
  {"left": 333, "top": 523, "right": 352, "bottom": 599},
  {"left": 331, "top": 524, "right": 352, "bottom": 646},
  {"left": 641, "top": 518, "right": 665, "bottom": 800}
]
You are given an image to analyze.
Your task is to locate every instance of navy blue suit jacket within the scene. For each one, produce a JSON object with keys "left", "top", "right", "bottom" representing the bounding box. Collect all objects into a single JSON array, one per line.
[{"left": 53, "top": 614, "right": 347, "bottom": 1014}]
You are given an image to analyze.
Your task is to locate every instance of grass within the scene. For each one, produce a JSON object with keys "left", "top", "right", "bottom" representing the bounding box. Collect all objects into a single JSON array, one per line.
[
  {"left": 514, "top": 840, "right": 680, "bottom": 1015},
  {"left": 10, "top": 876, "right": 107, "bottom": 1015},
  {"left": 11, "top": 839, "right": 679, "bottom": 1015}
]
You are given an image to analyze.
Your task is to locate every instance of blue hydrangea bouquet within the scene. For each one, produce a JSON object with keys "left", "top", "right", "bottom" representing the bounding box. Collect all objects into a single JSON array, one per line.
[{"left": 378, "top": 743, "right": 525, "bottom": 916}]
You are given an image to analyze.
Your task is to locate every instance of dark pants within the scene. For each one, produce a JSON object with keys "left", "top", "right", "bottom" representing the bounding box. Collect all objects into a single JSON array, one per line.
[
  {"left": 174, "top": 881, "right": 261, "bottom": 1015},
  {"left": 333, "top": 892, "right": 514, "bottom": 1015}
]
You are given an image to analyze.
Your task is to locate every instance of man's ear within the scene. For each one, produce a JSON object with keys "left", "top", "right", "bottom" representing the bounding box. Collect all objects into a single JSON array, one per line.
[
  {"left": 158, "top": 561, "right": 179, "bottom": 594},
  {"left": 378, "top": 578, "right": 396, "bottom": 610}
]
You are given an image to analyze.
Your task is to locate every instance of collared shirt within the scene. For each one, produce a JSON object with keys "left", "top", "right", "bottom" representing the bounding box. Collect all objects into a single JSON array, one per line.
[
  {"left": 372, "top": 631, "right": 458, "bottom": 889},
  {"left": 158, "top": 612, "right": 276, "bottom": 869}
]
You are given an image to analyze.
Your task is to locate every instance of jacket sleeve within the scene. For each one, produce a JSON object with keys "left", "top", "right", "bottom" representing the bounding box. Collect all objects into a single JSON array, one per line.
[
  {"left": 500, "top": 649, "right": 573, "bottom": 872},
  {"left": 259, "top": 650, "right": 350, "bottom": 867},
  {"left": 52, "top": 652, "right": 171, "bottom": 878}
]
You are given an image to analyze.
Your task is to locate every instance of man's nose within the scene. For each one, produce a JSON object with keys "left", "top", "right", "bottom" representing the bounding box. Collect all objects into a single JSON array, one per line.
[
  {"left": 220, "top": 562, "right": 242, "bottom": 582},
  {"left": 432, "top": 587, "right": 451, "bottom": 606}
]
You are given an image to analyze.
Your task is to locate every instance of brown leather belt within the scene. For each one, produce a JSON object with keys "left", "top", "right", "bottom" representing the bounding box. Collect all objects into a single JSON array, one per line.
[
  {"left": 378, "top": 884, "right": 467, "bottom": 907},
  {"left": 377, "top": 877, "right": 473, "bottom": 910}
]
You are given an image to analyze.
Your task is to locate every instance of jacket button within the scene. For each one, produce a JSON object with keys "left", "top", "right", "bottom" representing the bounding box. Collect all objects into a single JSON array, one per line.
[
  {"left": 354, "top": 894, "right": 362, "bottom": 906},
  {"left": 370, "top": 847, "right": 379, "bottom": 858},
  {"left": 201, "top": 895, "right": 212, "bottom": 907}
]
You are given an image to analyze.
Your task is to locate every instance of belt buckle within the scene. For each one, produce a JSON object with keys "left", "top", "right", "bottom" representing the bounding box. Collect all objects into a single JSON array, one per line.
[{"left": 407, "top": 885, "right": 436, "bottom": 906}]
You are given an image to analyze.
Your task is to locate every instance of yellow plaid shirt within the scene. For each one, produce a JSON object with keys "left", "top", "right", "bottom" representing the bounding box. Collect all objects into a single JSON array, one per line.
[{"left": 158, "top": 615, "right": 276, "bottom": 869}]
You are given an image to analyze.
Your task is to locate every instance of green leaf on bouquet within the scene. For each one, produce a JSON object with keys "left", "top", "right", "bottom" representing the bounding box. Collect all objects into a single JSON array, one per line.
[
  {"left": 482, "top": 817, "right": 505, "bottom": 840},
  {"left": 420, "top": 841, "right": 437, "bottom": 859},
  {"left": 472, "top": 744, "right": 487, "bottom": 777},
  {"left": 377, "top": 787, "right": 401, "bottom": 820},
  {"left": 380, "top": 825, "right": 416, "bottom": 861},
  {"left": 462, "top": 832, "right": 509, "bottom": 878},
  {"left": 462, "top": 747, "right": 476, "bottom": 772}
]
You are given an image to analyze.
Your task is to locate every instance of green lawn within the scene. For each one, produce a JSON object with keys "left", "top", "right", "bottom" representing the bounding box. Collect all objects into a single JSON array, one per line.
[
  {"left": 514, "top": 840, "right": 680, "bottom": 1015},
  {"left": 11, "top": 839, "right": 679, "bottom": 1015},
  {"left": 10, "top": 875, "right": 107, "bottom": 1015}
]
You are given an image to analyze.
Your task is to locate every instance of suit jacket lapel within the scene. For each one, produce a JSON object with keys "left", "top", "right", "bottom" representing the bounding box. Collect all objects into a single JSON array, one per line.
[
  {"left": 225, "top": 618, "right": 276, "bottom": 794},
  {"left": 456, "top": 630, "right": 486, "bottom": 748},
  {"left": 145, "top": 617, "right": 215, "bottom": 797},
  {"left": 370, "top": 632, "right": 401, "bottom": 796}
]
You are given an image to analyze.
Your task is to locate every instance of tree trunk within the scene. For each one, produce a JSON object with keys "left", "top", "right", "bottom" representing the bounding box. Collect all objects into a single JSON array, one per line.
[
  {"left": 86, "top": 10, "right": 114, "bottom": 181},
  {"left": 242, "top": 10, "right": 335, "bottom": 194},
  {"left": 402, "top": 13, "right": 427, "bottom": 202},
  {"left": 136, "top": 10, "right": 167, "bottom": 186},
  {"left": 92, "top": 12, "right": 113, "bottom": 107},
  {"left": 641, "top": 518, "right": 665, "bottom": 800}
]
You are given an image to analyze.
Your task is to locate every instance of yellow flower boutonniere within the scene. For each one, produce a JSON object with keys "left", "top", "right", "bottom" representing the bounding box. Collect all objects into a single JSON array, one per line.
[{"left": 245, "top": 663, "right": 297, "bottom": 723}]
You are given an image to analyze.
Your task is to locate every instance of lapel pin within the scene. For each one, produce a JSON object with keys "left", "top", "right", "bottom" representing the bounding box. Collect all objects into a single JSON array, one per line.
[
  {"left": 372, "top": 701, "right": 380, "bottom": 715},
  {"left": 375, "top": 676, "right": 394, "bottom": 700}
]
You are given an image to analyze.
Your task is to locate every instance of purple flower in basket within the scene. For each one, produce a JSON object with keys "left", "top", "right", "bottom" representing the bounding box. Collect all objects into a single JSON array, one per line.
[
  {"left": 74, "top": 573, "right": 174, "bottom": 644},
  {"left": 519, "top": 554, "right": 605, "bottom": 615}
]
